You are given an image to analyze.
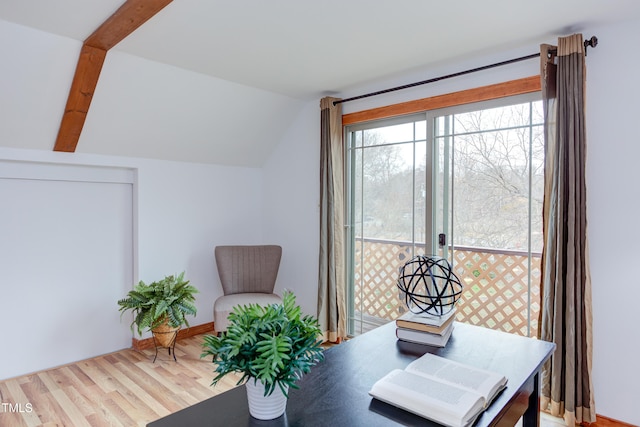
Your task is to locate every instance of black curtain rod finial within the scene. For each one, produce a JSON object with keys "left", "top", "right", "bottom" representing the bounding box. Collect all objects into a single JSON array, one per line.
[{"left": 584, "top": 36, "right": 598, "bottom": 56}]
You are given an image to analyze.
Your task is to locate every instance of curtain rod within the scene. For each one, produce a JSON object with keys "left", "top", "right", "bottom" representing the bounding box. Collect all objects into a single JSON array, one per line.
[{"left": 333, "top": 36, "right": 598, "bottom": 106}]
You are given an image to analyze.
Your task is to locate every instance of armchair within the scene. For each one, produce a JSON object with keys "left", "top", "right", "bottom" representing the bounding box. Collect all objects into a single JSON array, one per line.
[{"left": 213, "top": 245, "right": 283, "bottom": 333}]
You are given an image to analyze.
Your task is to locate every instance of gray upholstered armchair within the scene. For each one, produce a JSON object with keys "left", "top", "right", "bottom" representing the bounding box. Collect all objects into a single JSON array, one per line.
[{"left": 213, "top": 245, "right": 283, "bottom": 333}]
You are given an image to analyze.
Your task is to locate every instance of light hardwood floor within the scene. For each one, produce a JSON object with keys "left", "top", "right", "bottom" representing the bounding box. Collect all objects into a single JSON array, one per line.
[
  {"left": 0, "top": 335, "right": 241, "bottom": 427},
  {"left": 0, "top": 334, "right": 569, "bottom": 427}
]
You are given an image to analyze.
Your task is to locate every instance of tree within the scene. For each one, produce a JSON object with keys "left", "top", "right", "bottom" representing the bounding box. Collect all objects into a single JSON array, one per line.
[
  {"left": 451, "top": 103, "right": 544, "bottom": 251},
  {"left": 351, "top": 102, "right": 544, "bottom": 251}
]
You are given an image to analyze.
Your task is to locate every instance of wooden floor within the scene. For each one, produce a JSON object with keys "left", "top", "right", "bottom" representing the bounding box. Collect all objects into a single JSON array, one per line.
[
  {"left": 0, "top": 335, "right": 242, "bottom": 427},
  {"left": 0, "top": 334, "right": 573, "bottom": 427}
]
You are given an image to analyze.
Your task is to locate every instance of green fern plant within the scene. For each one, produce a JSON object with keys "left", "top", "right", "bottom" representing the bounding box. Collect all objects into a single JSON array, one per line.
[
  {"left": 201, "top": 291, "right": 324, "bottom": 397},
  {"left": 117, "top": 272, "right": 198, "bottom": 335}
]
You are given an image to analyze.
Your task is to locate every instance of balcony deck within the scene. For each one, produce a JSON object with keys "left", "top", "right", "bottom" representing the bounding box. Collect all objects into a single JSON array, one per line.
[{"left": 352, "top": 238, "right": 541, "bottom": 337}]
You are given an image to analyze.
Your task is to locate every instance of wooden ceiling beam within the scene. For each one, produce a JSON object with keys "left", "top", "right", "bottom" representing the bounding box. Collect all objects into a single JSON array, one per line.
[
  {"left": 85, "top": 0, "right": 174, "bottom": 50},
  {"left": 54, "top": 0, "right": 173, "bottom": 153},
  {"left": 54, "top": 45, "right": 107, "bottom": 152}
]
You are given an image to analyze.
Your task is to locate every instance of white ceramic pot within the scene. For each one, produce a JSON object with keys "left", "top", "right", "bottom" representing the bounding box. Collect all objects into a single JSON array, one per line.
[{"left": 245, "top": 378, "right": 288, "bottom": 420}]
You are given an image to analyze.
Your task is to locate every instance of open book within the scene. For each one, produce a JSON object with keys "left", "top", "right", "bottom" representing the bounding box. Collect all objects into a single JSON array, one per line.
[{"left": 369, "top": 353, "right": 507, "bottom": 427}]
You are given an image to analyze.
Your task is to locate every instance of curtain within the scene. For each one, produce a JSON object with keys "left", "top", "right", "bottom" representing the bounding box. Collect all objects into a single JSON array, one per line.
[
  {"left": 539, "top": 34, "right": 596, "bottom": 425},
  {"left": 317, "top": 97, "right": 347, "bottom": 343}
]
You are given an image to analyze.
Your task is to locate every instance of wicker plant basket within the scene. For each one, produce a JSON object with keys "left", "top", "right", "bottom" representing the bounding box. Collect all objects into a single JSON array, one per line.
[{"left": 152, "top": 318, "right": 180, "bottom": 348}]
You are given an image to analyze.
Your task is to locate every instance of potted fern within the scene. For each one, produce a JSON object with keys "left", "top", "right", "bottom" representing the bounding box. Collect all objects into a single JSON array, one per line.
[
  {"left": 117, "top": 272, "right": 198, "bottom": 347},
  {"left": 201, "top": 291, "right": 324, "bottom": 420}
]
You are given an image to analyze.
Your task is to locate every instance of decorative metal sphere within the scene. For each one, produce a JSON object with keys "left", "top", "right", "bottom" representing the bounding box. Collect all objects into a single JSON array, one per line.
[{"left": 396, "top": 255, "right": 463, "bottom": 316}]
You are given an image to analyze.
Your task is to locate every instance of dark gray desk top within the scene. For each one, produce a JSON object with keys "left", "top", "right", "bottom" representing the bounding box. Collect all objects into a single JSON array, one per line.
[{"left": 148, "top": 322, "right": 555, "bottom": 427}]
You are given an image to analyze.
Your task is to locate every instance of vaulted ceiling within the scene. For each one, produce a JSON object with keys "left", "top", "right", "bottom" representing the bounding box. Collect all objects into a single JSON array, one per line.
[{"left": 2, "top": 0, "right": 640, "bottom": 166}]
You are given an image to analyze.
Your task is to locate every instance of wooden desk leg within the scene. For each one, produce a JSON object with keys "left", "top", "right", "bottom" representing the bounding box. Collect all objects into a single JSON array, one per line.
[{"left": 523, "top": 372, "right": 541, "bottom": 427}]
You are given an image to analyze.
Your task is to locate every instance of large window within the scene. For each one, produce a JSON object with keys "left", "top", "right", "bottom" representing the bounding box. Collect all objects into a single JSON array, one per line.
[{"left": 346, "top": 92, "right": 543, "bottom": 338}]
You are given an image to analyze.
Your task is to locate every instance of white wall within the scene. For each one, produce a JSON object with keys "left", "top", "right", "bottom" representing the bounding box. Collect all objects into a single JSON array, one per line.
[
  {"left": 583, "top": 19, "right": 640, "bottom": 426},
  {"left": 262, "top": 102, "right": 320, "bottom": 315},
  {"left": 81, "top": 48, "right": 304, "bottom": 167},
  {"left": 265, "top": 22, "right": 640, "bottom": 425},
  {"left": 0, "top": 160, "right": 133, "bottom": 380},
  {"left": 0, "top": 20, "right": 78, "bottom": 152},
  {"left": 0, "top": 147, "right": 263, "bottom": 379},
  {"left": 135, "top": 158, "right": 264, "bottom": 339}
]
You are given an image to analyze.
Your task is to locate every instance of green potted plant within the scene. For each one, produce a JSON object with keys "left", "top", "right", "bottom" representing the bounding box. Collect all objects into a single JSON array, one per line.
[
  {"left": 201, "top": 291, "right": 324, "bottom": 420},
  {"left": 117, "top": 271, "right": 198, "bottom": 347}
]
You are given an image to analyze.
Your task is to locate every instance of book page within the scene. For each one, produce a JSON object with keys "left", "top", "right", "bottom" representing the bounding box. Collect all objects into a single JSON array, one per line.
[
  {"left": 369, "top": 369, "right": 484, "bottom": 427},
  {"left": 406, "top": 353, "right": 507, "bottom": 404}
]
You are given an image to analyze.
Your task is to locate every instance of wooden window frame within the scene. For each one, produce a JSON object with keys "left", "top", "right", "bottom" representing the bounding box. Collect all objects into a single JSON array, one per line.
[{"left": 342, "top": 75, "right": 540, "bottom": 126}]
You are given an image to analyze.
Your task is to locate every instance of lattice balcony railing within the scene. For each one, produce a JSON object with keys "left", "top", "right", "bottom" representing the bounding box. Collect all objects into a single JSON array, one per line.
[{"left": 352, "top": 238, "right": 541, "bottom": 337}]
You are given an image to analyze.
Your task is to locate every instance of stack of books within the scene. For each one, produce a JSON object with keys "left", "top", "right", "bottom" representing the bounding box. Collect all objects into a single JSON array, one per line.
[{"left": 395, "top": 308, "right": 456, "bottom": 347}]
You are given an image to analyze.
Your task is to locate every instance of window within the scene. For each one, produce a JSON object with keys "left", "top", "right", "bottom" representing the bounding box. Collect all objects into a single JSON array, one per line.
[{"left": 345, "top": 91, "right": 543, "bottom": 338}]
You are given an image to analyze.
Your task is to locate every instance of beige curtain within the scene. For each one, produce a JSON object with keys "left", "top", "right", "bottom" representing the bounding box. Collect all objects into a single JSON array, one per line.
[
  {"left": 539, "top": 34, "right": 596, "bottom": 425},
  {"left": 317, "top": 97, "right": 346, "bottom": 343}
]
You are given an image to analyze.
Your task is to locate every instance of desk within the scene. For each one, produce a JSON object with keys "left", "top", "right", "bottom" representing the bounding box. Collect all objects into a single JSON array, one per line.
[{"left": 148, "top": 322, "right": 555, "bottom": 427}]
